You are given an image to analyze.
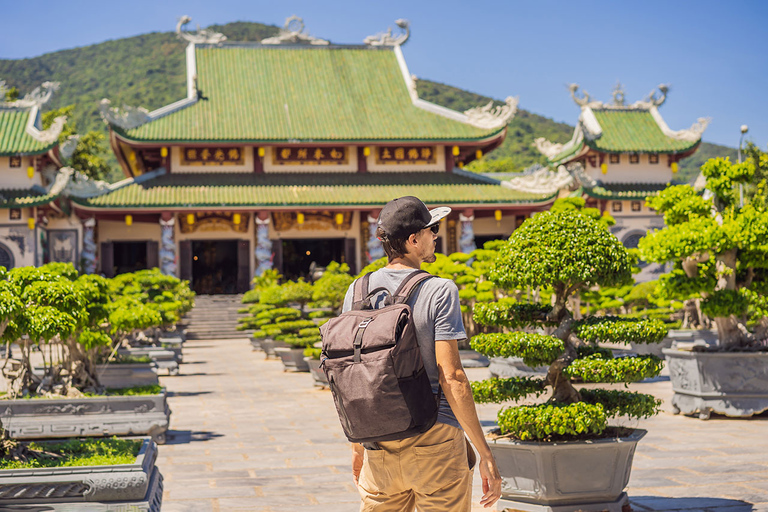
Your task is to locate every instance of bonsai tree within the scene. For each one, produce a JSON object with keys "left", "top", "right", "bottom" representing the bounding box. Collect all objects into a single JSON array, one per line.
[
  {"left": 470, "top": 209, "right": 667, "bottom": 440},
  {"left": 310, "top": 262, "right": 354, "bottom": 313},
  {"left": 639, "top": 157, "right": 768, "bottom": 347}
]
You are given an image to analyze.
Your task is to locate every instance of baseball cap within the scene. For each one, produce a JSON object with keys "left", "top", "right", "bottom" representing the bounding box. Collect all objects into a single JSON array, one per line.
[{"left": 377, "top": 196, "right": 451, "bottom": 240}]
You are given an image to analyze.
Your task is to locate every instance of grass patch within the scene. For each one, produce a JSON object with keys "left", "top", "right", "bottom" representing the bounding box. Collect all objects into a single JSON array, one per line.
[{"left": 0, "top": 437, "right": 142, "bottom": 470}]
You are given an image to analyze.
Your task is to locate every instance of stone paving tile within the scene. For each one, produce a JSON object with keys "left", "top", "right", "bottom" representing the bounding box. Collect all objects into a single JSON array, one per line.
[{"left": 157, "top": 336, "right": 768, "bottom": 511}]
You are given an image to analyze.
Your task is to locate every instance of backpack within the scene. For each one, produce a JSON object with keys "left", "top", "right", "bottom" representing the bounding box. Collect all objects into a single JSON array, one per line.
[{"left": 319, "top": 269, "right": 440, "bottom": 444}]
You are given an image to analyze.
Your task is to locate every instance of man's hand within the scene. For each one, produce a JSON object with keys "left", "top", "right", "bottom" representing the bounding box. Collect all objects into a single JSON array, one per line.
[
  {"left": 478, "top": 455, "right": 502, "bottom": 508},
  {"left": 351, "top": 443, "right": 364, "bottom": 485}
]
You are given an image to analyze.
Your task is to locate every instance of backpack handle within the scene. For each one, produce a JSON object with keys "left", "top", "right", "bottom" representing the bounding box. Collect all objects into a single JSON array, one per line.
[{"left": 352, "top": 269, "right": 433, "bottom": 310}]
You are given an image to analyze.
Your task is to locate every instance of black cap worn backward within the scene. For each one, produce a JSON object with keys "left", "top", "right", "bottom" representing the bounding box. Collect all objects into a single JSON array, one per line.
[{"left": 377, "top": 196, "right": 451, "bottom": 240}]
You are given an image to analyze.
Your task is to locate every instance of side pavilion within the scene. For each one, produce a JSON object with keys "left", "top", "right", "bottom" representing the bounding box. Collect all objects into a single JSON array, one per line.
[{"left": 72, "top": 18, "right": 555, "bottom": 293}]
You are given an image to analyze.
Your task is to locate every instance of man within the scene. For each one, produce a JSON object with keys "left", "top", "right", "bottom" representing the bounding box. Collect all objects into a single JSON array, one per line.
[{"left": 342, "top": 196, "right": 502, "bottom": 511}]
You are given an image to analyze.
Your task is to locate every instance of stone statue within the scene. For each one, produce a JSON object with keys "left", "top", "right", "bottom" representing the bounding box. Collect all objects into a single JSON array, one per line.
[
  {"left": 364, "top": 19, "right": 410, "bottom": 46},
  {"left": 261, "top": 16, "right": 329, "bottom": 45},
  {"left": 176, "top": 15, "right": 227, "bottom": 45},
  {"left": 464, "top": 96, "right": 518, "bottom": 130}
]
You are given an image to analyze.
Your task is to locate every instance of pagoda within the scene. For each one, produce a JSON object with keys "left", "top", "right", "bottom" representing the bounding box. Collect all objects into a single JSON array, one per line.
[
  {"left": 534, "top": 83, "right": 708, "bottom": 269},
  {"left": 70, "top": 17, "right": 557, "bottom": 293},
  {"left": 0, "top": 81, "right": 77, "bottom": 269}
]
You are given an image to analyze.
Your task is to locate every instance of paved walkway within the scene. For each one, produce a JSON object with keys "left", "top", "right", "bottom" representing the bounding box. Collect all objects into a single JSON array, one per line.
[{"left": 157, "top": 337, "right": 768, "bottom": 512}]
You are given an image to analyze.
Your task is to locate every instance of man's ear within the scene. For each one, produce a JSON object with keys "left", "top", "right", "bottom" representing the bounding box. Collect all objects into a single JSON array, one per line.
[{"left": 407, "top": 232, "right": 419, "bottom": 247}]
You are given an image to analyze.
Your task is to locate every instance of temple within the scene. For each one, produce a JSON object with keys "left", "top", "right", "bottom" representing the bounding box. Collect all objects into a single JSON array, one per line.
[
  {"left": 534, "top": 83, "right": 708, "bottom": 273},
  {"left": 0, "top": 18, "right": 557, "bottom": 294}
]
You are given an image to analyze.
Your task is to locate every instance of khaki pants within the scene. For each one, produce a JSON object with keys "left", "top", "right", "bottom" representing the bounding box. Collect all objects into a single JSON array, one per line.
[{"left": 357, "top": 422, "right": 477, "bottom": 512}]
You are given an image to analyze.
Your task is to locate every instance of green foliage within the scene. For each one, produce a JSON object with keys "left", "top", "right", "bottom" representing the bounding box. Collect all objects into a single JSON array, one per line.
[
  {"left": 490, "top": 210, "right": 633, "bottom": 293},
  {"left": 42, "top": 105, "right": 112, "bottom": 181},
  {"left": 311, "top": 262, "right": 354, "bottom": 310},
  {"left": 471, "top": 377, "right": 546, "bottom": 404},
  {"left": 304, "top": 346, "right": 322, "bottom": 359},
  {"left": 357, "top": 257, "right": 387, "bottom": 277},
  {"left": 104, "top": 384, "right": 163, "bottom": 396},
  {"left": 579, "top": 389, "right": 662, "bottom": 420},
  {"left": 308, "top": 310, "right": 333, "bottom": 319},
  {"left": 278, "top": 334, "right": 321, "bottom": 348},
  {"left": 0, "top": 437, "right": 141, "bottom": 470},
  {"left": 473, "top": 300, "right": 554, "bottom": 328},
  {"left": 573, "top": 316, "right": 668, "bottom": 344},
  {"left": 550, "top": 197, "right": 615, "bottom": 228},
  {"left": 470, "top": 333, "right": 564, "bottom": 368},
  {"left": 107, "top": 297, "right": 162, "bottom": 334},
  {"left": 646, "top": 185, "right": 712, "bottom": 226},
  {"left": 243, "top": 269, "right": 281, "bottom": 303},
  {"left": 465, "top": 157, "right": 521, "bottom": 173},
  {"left": 564, "top": 355, "right": 663, "bottom": 383},
  {"left": 77, "top": 330, "right": 111, "bottom": 351},
  {"left": 497, "top": 402, "right": 607, "bottom": 441},
  {"left": 701, "top": 289, "right": 749, "bottom": 318}
]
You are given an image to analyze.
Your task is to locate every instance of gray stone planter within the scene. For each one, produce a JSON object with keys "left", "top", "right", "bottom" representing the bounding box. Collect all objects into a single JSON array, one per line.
[
  {"left": 250, "top": 335, "right": 264, "bottom": 351},
  {"left": 96, "top": 363, "right": 159, "bottom": 389},
  {"left": 664, "top": 348, "right": 768, "bottom": 419},
  {"left": 305, "top": 357, "right": 328, "bottom": 387},
  {"left": 492, "top": 429, "right": 646, "bottom": 512},
  {"left": 260, "top": 338, "right": 289, "bottom": 358},
  {"left": 0, "top": 391, "right": 171, "bottom": 444},
  {"left": 275, "top": 347, "right": 310, "bottom": 372},
  {"left": 0, "top": 437, "right": 162, "bottom": 510},
  {"left": 118, "top": 347, "right": 180, "bottom": 375}
]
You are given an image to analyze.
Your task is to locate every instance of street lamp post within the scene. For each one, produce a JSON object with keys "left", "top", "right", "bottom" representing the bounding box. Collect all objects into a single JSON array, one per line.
[{"left": 738, "top": 124, "right": 748, "bottom": 207}]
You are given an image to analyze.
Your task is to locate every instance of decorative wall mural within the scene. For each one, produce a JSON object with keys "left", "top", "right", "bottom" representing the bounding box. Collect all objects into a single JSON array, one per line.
[{"left": 47, "top": 230, "right": 78, "bottom": 264}]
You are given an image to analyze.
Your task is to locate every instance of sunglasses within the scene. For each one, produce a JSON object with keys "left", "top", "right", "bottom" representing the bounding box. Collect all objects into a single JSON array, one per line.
[{"left": 428, "top": 224, "right": 439, "bottom": 234}]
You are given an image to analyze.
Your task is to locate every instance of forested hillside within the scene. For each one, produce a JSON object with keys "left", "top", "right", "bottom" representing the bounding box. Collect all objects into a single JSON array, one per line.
[{"left": 0, "top": 21, "right": 735, "bottom": 183}]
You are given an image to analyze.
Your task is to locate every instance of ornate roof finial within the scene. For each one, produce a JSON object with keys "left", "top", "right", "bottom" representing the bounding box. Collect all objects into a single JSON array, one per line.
[
  {"left": 464, "top": 96, "right": 518, "bottom": 130},
  {"left": 568, "top": 83, "right": 594, "bottom": 107},
  {"left": 261, "top": 16, "right": 330, "bottom": 45},
  {"left": 176, "top": 15, "right": 227, "bottom": 45},
  {"left": 645, "top": 83, "right": 669, "bottom": 107},
  {"left": 364, "top": 19, "right": 410, "bottom": 46},
  {"left": 532, "top": 138, "right": 565, "bottom": 159},
  {"left": 611, "top": 81, "right": 626, "bottom": 106},
  {"left": 98, "top": 98, "right": 151, "bottom": 130},
  {"left": 2, "top": 81, "right": 60, "bottom": 108}
]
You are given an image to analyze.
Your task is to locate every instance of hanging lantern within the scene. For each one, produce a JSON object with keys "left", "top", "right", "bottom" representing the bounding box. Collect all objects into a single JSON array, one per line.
[
  {"left": 671, "top": 162, "right": 679, "bottom": 173},
  {"left": 476, "top": 149, "right": 483, "bottom": 160},
  {"left": 233, "top": 213, "right": 241, "bottom": 225},
  {"left": 494, "top": 210, "right": 502, "bottom": 222},
  {"left": 187, "top": 213, "right": 195, "bottom": 225},
  {"left": 297, "top": 212, "right": 305, "bottom": 225},
  {"left": 363, "top": 146, "right": 371, "bottom": 157},
  {"left": 452, "top": 145, "right": 460, "bottom": 156},
  {"left": 257, "top": 147, "right": 265, "bottom": 158},
  {"left": 125, "top": 214, "right": 133, "bottom": 226},
  {"left": 160, "top": 147, "right": 168, "bottom": 158},
  {"left": 458, "top": 162, "right": 464, "bottom": 169},
  {"left": 128, "top": 151, "right": 136, "bottom": 162},
  {"left": 27, "top": 166, "right": 34, "bottom": 179},
  {"left": 27, "top": 218, "right": 35, "bottom": 230},
  {"left": 600, "top": 162, "right": 608, "bottom": 174},
  {"left": 335, "top": 213, "right": 344, "bottom": 225}
]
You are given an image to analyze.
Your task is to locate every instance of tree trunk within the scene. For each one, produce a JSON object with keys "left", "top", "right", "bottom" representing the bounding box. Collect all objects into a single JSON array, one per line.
[{"left": 546, "top": 316, "right": 581, "bottom": 404}]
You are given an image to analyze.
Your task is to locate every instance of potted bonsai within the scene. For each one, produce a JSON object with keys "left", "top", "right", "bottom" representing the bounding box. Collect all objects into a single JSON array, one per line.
[
  {"left": 470, "top": 209, "right": 667, "bottom": 511},
  {"left": 639, "top": 156, "right": 768, "bottom": 419}
]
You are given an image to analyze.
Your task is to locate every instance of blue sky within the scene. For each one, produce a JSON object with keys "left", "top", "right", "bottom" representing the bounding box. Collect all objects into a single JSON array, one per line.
[{"left": 2, "top": 0, "right": 766, "bottom": 148}]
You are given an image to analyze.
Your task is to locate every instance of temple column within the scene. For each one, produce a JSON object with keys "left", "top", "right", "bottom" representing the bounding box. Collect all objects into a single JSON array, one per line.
[
  {"left": 159, "top": 215, "right": 177, "bottom": 276},
  {"left": 366, "top": 214, "right": 384, "bottom": 263},
  {"left": 459, "top": 209, "right": 476, "bottom": 254},
  {"left": 81, "top": 218, "right": 97, "bottom": 274},
  {"left": 255, "top": 212, "right": 273, "bottom": 276}
]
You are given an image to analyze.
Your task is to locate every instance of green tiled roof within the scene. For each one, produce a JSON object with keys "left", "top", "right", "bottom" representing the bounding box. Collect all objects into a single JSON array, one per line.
[
  {"left": 584, "top": 182, "right": 668, "bottom": 200},
  {"left": 550, "top": 139, "right": 585, "bottom": 166},
  {"left": 121, "top": 46, "right": 501, "bottom": 143},
  {"left": 0, "top": 109, "right": 56, "bottom": 156},
  {"left": 587, "top": 109, "right": 699, "bottom": 154},
  {"left": 0, "top": 187, "right": 61, "bottom": 208},
  {"left": 71, "top": 172, "right": 555, "bottom": 209}
]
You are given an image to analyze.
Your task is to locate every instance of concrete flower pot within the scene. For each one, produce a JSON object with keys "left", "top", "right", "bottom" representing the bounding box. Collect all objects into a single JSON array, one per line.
[
  {"left": 117, "top": 347, "right": 179, "bottom": 375},
  {"left": 0, "top": 437, "right": 163, "bottom": 510},
  {"left": 663, "top": 348, "right": 768, "bottom": 419},
  {"left": 491, "top": 429, "right": 646, "bottom": 512},
  {"left": 0, "top": 391, "right": 171, "bottom": 444},
  {"left": 250, "top": 335, "right": 263, "bottom": 351},
  {"left": 305, "top": 357, "right": 328, "bottom": 387},
  {"left": 489, "top": 357, "right": 547, "bottom": 379},
  {"left": 274, "top": 347, "right": 310, "bottom": 372},
  {"left": 260, "top": 338, "right": 289, "bottom": 358},
  {"left": 95, "top": 363, "right": 159, "bottom": 388}
]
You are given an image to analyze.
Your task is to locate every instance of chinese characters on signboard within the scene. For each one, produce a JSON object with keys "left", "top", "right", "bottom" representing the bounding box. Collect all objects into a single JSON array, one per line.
[
  {"left": 181, "top": 147, "right": 245, "bottom": 166},
  {"left": 9, "top": 156, "right": 22, "bottom": 167},
  {"left": 376, "top": 146, "right": 437, "bottom": 165},
  {"left": 273, "top": 147, "right": 347, "bottom": 165}
]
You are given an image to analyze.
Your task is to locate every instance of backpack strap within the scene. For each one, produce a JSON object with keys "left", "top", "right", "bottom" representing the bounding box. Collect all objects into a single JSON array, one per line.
[
  {"left": 391, "top": 270, "right": 433, "bottom": 305},
  {"left": 352, "top": 273, "right": 390, "bottom": 310}
]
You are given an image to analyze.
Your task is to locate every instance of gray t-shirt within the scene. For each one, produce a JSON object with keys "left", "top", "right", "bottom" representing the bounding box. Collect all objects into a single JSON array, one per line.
[{"left": 342, "top": 267, "right": 466, "bottom": 428}]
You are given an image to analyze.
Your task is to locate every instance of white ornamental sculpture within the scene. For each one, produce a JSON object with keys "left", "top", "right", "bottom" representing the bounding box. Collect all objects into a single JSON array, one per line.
[
  {"left": 459, "top": 213, "right": 476, "bottom": 254},
  {"left": 366, "top": 215, "right": 385, "bottom": 263},
  {"left": 98, "top": 99, "right": 150, "bottom": 131},
  {"left": 364, "top": 19, "right": 410, "bottom": 46},
  {"left": 255, "top": 216, "right": 273, "bottom": 276},
  {"left": 176, "top": 15, "right": 227, "bottom": 44},
  {"left": 261, "top": 16, "right": 329, "bottom": 45},
  {"left": 81, "top": 218, "right": 97, "bottom": 274},
  {"left": 502, "top": 165, "right": 574, "bottom": 195},
  {"left": 464, "top": 96, "right": 518, "bottom": 130},
  {"left": 159, "top": 217, "right": 177, "bottom": 276}
]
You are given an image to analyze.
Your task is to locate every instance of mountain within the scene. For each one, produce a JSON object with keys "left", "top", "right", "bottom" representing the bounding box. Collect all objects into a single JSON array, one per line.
[{"left": 0, "top": 21, "right": 735, "bottom": 183}]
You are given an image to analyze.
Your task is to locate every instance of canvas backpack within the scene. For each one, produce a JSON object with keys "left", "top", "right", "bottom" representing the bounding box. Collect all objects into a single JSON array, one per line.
[{"left": 319, "top": 269, "right": 440, "bottom": 444}]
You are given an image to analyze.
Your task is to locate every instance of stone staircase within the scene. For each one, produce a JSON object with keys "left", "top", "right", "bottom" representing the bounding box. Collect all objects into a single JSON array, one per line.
[{"left": 183, "top": 294, "right": 252, "bottom": 340}]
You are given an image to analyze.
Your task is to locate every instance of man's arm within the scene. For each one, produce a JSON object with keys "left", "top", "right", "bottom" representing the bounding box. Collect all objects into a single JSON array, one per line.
[
  {"left": 351, "top": 442, "right": 364, "bottom": 485},
  {"left": 435, "top": 339, "right": 501, "bottom": 508}
]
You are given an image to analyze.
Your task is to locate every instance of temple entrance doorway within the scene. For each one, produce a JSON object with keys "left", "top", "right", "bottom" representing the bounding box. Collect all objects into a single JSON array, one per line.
[
  {"left": 190, "top": 240, "right": 239, "bottom": 295},
  {"left": 279, "top": 238, "right": 347, "bottom": 281}
]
